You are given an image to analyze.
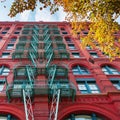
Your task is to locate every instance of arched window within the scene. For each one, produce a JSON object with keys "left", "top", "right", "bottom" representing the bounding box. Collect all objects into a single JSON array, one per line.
[
  {"left": 65, "top": 113, "right": 104, "bottom": 120},
  {"left": 0, "top": 114, "right": 17, "bottom": 120},
  {"left": 102, "top": 65, "right": 120, "bottom": 75},
  {"left": 0, "top": 66, "right": 10, "bottom": 76},
  {"left": 72, "top": 65, "right": 90, "bottom": 75}
]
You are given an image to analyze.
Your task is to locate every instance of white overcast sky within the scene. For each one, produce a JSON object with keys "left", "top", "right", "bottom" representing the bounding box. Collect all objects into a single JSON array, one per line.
[
  {"left": 0, "top": 0, "right": 120, "bottom": 24},
  {"left": 0, "top": 0, "right": 67, "bottom": 21}
]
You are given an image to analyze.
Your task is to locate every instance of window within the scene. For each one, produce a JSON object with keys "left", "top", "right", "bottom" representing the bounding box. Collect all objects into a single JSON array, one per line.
[
  {"left": 14, "top": 31, "right": 20, "bottom": 34},
  {"left": 10, "top": 37, "right": 17, "bottom": 42},
  {"left": 68, "top": 44, "right": 76, "bottom": 50},
  {"left": 90, "top": 52, "right": 98, "bottom": 58},
  {"left": 0, "top": 66, "right": 10, "bottom": 76},
  {"left": 83, "top": 31, "right": 88, "bottom": 34},
  {"left": 1, "top": 31, "right": 7, "bottom": 34},
  {"left": 62, "top": 32, "right": 68, "bottom": 34},
  {"left": 110, "top": 78, "right": 120, "bottom": 90},
  {"left": 65, "top": 37, "right": 72, "bottom": 43},
  {"left": 65, "top": 113, "right": 103, "bottom": 120},
  {"left": 0, "top": 80, "right": 5, "bottom": 92},
  {"left": 0, "top": 114, "right": 17, "bottom": 119},
  {"left": 86, "top": 46, "right": 92, "bottom": 50},
  {"left": 16, "top": 68, "right": 26, "bottom": 76},
  {"left": 102, "top": 65, "right": 120, "bottom": 75},
  {"left": 72, "top": 52, "right": 80, "bottom": 58},
  {"left": 6, "top": 44, "right": 14, "bottom": 50},
  {"left": 72, "top": 65, "right": 90, "bottom": 75},
  {"left": 77, "top": 81, "right": 100, "bottom": 94},
  {"left": 2, "top": 52, "right": 10, "bottom": 58}
]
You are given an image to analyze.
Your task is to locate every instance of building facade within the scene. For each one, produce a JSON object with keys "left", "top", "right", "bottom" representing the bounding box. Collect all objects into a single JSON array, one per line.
[{"left": 0, "top": 22, "right": 120, "bottom": 120}]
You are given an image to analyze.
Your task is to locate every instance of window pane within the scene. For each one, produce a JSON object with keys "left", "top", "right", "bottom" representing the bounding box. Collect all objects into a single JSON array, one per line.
[
  {"left": 6, "top": 44, "right": 14, "bottom": 50},
  {"left": 72, "top": 53, "right": 80, "bottom": 58},
  {"left": 113, "top": 84, "right": 120, "bottom": 90},
  {"left": 2, "top": 53, "right": 10, "bottom": 58},
  {"left": 11, "top": 38, "right": 17, "bottom": 42},
  {"left": 102, "top": 68, "right": 107, "bottom": 71},
  {"left": 78, "top": 84, "right": 87, "bottom": 90},
  {"left": 68, "top": 44, "right": 75, "bottom": 50},
  {"left": 0, "top": 66, "right": 10, "bottom": 76},
  {"left": 0, "top": 116, "right": 7, "bottom": 120},
  {"left": 91, "top": 91, "right": 100, "bottom": 93},
  {"left": 14, "top": 84, "right": 22, "bottom": 89},
  {"left": 1, "top": 31, "right": 7, "bottom": 34},
  {"left": 89, "top": 84, "right": 98, "bottom": 90},
  {"left": 17, "top": 68, "right": 25, "bottom": 76},
  {"left": 0, "top": 84, "right": 4, "bottom": 91},
  {"left": 14, "top": 32, "right": 20, "bottom": 34},
  {"left": 75, "top": 115, "right": 92, "bottom": 120},
  {"left": 90, "top": 52, "right": 98, "bottom": 58},
  {"left": 112, "top": 71, "right": 119, "bottom": 75}
]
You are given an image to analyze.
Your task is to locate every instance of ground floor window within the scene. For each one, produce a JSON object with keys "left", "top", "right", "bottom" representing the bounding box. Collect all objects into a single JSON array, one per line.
[
  {"left": 0, "top": 114, "right": 17, "bottom": 120},
  {"left": 65, "top": 113, "right": 104, "bottom": 120}
]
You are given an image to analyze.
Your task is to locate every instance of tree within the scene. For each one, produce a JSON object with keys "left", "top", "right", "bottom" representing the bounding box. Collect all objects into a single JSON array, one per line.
[{"left": 8, "top": 0, "right": 120, "bottom": 59}]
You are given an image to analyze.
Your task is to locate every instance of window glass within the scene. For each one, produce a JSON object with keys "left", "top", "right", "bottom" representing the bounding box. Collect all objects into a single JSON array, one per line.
[
  {"left": 68, "top": 44, "right": 76, "bottom": 50},
  {"left": 2, "top": 53, "right": 10, "bottom": 58},
  {"left": 72, "top": 53, "right": 80, "bottom": 58},
  {"left": 90, "top": 52, "right": 98, "bottom": 58},
  {"left": 17, "top": 68, "right": 26, "bottom": 76},
  {"left": 111, "top": 80, "right": 120, "bottom": 90},
  {"left": 62, "top": 32, "right": 68, "bottom": 34},
  {"left": 1, "top": 31, "right": 7, "bottom": 34},
  {"left": 0, "top": 81, "right": 5, "bottom": 91},
  {"left": 6, "top": 44, "right": 14, "bottom": 50},
  {"left": 86, "top": 46, "right": 92, "bottom": 50},
  {"left": 65, "top": 114, "right": 103, "bottom": 120},
  {"left": 77, "top": 81, "right": 100, "bottom": 94},
  {"left": 72, "top": 65, "right": 90, "bottom": 75},
  {"left": 0, "top": 66, "right": 10, "bottom": 76},
  {"left": 65, "top": 37, "right": 72, "bottom": 43},
  {"left": 10, "top": 37, "right": 17, "bottom": 42},
  {"left": 0, "top": 115, "right": 17, "bottom": 120},
  {"left": 102, "top": 65, "right": 119, "bottom": 75},
  {"left": 14, "top": 31, "right": 20, "bottom": 34}
]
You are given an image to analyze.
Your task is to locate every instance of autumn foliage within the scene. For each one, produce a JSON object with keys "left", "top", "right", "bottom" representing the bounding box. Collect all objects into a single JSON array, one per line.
[{"left": 8, "top": 0, "right": 120, "bottom": 58}]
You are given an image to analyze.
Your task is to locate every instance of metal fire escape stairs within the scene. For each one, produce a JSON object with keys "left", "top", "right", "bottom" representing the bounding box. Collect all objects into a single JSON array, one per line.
[
  {"left": 22, "top": 27, "right": 39, "bottom": 120},
  {"left": 6, "top": 24, "right": 76, "bottom": 120},
  {"left": 44, "top": 28, "right": 61, "bottom": 120}
]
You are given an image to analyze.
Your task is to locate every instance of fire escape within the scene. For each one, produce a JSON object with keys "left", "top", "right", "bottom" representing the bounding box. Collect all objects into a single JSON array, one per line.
[{"left": 6, "top": 24, "right": 76, "bottom": 120}]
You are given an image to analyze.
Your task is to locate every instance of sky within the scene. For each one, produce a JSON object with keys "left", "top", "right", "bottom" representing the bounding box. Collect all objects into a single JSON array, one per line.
[
  {"left": 0, "top": 0, "right": 67, "bottom": 22},
  {"left": 0, "top": 0, "right": 120, "bottom": 24}
]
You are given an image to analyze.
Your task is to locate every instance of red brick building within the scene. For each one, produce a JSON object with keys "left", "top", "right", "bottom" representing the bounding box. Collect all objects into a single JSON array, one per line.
[{"left": 0, "top": 22, "right": 120, "bottom": 120}]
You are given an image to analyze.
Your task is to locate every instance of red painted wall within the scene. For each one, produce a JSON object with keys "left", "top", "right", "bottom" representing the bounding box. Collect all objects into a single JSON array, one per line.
[{"left": 0, "top": 22, "right": 120, "bottom": 120}]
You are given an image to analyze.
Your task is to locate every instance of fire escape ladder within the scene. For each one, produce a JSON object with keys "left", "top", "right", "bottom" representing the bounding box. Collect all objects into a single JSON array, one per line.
[
  {"left": 26, "top": 65, "right": 34, "bottom": 87},
  {"left": 29, "top": 52, "right": 37, "bottom": 67},
  {"left": 23, "top": 89, "right": 34, "bottom": 120},
  {"left": 49, "top": 88, "right": 60, "bottom": 120},
  {"left": 48, "top": 65, "right": 57, "bottom": 88}
]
